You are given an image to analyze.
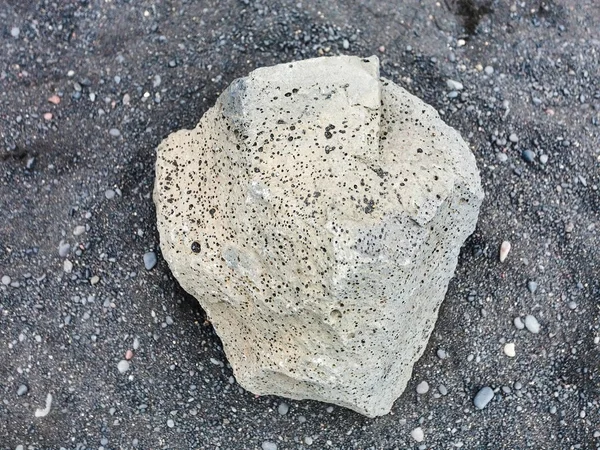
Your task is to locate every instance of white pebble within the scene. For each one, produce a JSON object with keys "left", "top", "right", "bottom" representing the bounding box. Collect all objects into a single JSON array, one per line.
[
  {"left": 11, "top": 27, "right": 20, "bottom": 38},
  {"left": 411, "top": 427, "right": 424, "bottom": 442},
  {"left": 484, "top": 65, "right": 494, "bottom": 75},
  {"left": 1, "top": 275, "right": 11, "bottom": 286},
  {"left": 539, "top": 154, "right": 549, "bottom": 164},
  {"left": 117, "top": 360, "right": 130, "bottom": 373},
  {"left": 514, "top": 317, "right": 525, "bottom": 330},
  {"left": 503, "top": 343, "right": 516, "bottom": 357},
  {"left": 524, "top": 315, "right": 541, "bottom": 334},
  {"left": 499, "top": 241, "right": 511, "bottom": 262},
  {"left": 34, "top": 393, "right": 53, "bottom": 417},
  {"left": 416, "top": 381, "right": 429, "bottom": 394},
  {"left": 446, "top": 79, "right": 464, "bottom": 91},
  {"left": 167, "top": 419, "right": 174, "bottom": 428},
  {"left": 63, "top": 259, "right": 73, "bottom": 274},
  {"left": 262, "top": 442, "right": 277, "bottom": 450},
  {"left": 73, "top": 225, "right": 86, "bottom": 236},
  {"left": 133, "top": 337, "right": 140, "bottom": 350}
]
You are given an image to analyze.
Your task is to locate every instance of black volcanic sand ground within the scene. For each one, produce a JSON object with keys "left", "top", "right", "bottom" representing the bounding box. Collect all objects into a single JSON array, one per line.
[{"left": 1, "top": 1, "right": 599, "bottom": 449}]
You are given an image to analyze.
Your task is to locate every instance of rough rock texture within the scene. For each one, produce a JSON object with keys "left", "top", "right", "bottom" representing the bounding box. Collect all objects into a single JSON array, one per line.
[{"left": 154, "top": 55, "right": 483, "bottom": 417}]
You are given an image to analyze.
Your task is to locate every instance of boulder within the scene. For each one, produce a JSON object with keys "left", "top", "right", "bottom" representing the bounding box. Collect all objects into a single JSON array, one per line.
[{"left": 153, "top": 55, "right": 483, "bottom": 417}]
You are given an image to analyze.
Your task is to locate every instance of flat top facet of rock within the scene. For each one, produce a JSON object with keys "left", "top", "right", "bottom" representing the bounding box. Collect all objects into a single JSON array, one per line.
[{"left": 154, "top": 55, "right": 483, "bottom": 417}]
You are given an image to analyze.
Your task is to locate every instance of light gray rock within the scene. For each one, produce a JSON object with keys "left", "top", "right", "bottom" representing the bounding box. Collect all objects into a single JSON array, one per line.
[{"left": 154, "top": 55, "right": 483, "bottom": 417}]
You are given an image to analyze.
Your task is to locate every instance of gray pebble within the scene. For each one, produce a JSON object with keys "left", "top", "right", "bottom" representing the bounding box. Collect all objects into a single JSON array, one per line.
[
  {"left": 496, "top": 152, "right": 508, "bottom": 163},
  {"left": 165, "top": 315, "right": 174, "bottom": 325},
  {"left": 277, "top": 402, "right": 289, "bottom": 415},
  {"left": 117, "top": 360, "right": 130, "bottom": 373},
  {"left": 522, "top": 150, "right": 535, "bottom": 162},
  {"left": 527, "top": 280, "right": 538, "bottom": 294},
  {"left": 474, "top": 386, "right": 494, "bottom": 409},
  {"left": 58, "top": 241, "right": 71, "bottom": 258},
  {"left": 568, "top": 301, "right": 577, "bottom": 310},
  {"left": 143, "top": 252, "right": 157, "bottom": 270},
  {"left": 514, "top": 381, "right": 523, "bottom": 390},
  {"left": 539, "top": 154, "right": 549, "bottom": 164},
  {"left": 484, "top": 65, "right": 494, "bottom": 75},
  {"left": 436, "top": 348, "right": 447, "bottom": 359},
  {"left": 514, "top": 317, "right": 525, "bottom": 329},
  {"left": 17, "top": 384, "right": 28, "bottom": 396},
  {"left": 416, "top": 381, "right": 429, "bottom": 394},
  {"left": 167, "top": 419, "right": 174, "bottom": 428},
  {"left": 509, "top": 133, "right": 519, "bottom": 143},
  {"left": 438, "top": 384, "right": 448, "bottom": 396},
  {"left": 342, "top": 39, "right": 349, "bottom": 49},
  {"left": 15, "top": 446, "right": 24, "bottom": 450},
  {"left": 63, "top": 259, "right": 73, "bottom": 274},
  {"left": 304, "top": 436, "right": 313, "bottom": 445},
  {"left": 524, "top": 315, "right": 541, "bottom": 334},
  {"left": 1, "top": 275, "right": 11, "bottom": 286},
  {"left": 109, "top": 128, "right": 121, "bottom": 137},
  {"left": 262, "top": 442, "right": 277, "bottom": 450},
  {"left": 446, "top": 79, "right": 463, "bottom": 90},
  {"left": 100, "top": 438, "right": 108, "bottom": 446},
  {"left": 73, "top": 225, "right": 86, "bottom": 236},
  {"left": 501, "top": 386, "right": 511, "bottom": 394},
  {"left": 105, "top": 189, "right": 116, "bottom": 199},
  {"left": 11, "top": 27, "right": 20, "bottom": 38}
]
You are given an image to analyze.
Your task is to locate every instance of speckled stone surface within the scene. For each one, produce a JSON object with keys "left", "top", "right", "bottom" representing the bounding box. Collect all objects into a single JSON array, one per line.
[{"left": 154, "top": 55, "right": 483, "bottom": 417}]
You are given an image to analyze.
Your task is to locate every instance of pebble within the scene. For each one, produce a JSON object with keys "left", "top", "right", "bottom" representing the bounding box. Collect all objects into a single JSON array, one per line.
[
  {"left": 522, "top": 150, "right": 535, "bottom": 162},
  {"left": 117, "top": 360, "right": 130, "bottom": 373},
  {"left": 524, "top": 315, "right": 541, "bottom": 334},
  {"left": 90, "top": 275, "right": 100, "bottom": 285},
  {"left": 125, "top": 350, "right": 134, "bottom": 360},
  {"left": 34, "top": 393, "right": 53, "bottom": 417},
  {"left": 11, "top": 27, "right": 20, "bottom": 38},
  {"left": 304, "top": 437, "right": 313, "bottom": 445},
  {"left": 63, "top": 259, "right": 73, "bottom": 274},
  {"left": 109, "top": 128, "right": 121, "bottom": 137},
  {"left": 143, "top": 252, "right": 157, "bottom": 270},
  {"left": 446, "top": 79, "right": 463, "bottom": 91},
  {"left": 484, "top": 65, "right": 494, "bottom": 75},
  {"left": 499, "top": 241, "right": 511, "bottom": 262},
  {"left": 496, "top": 152, "right": 508, "bottom": 163},
  {"left": 411, "top": 427, "right": 424, "bottom": 442},
  {"left": 262, "top": 442, "right": 277, "bottom": 450},
  {"left": 474, "top": 386, "right": 494, "bottom": 409},
  {"left": 123, "top": 93, "right": 131, "bottom": 105},
  {"left": 133, "top": 337, "right": 140, "bottom": 350},
  {"left": 58, "top": 241, "right": 70, "bottom": 257},
  {"left": 436, "top": 349, "right": 447, "bottom": 359},
  {"left": 167, "top": 419, "right": 174, "bottom": 428},
  {"left": 457, "top": 39, "right": 466, "bottom": 47},
  {"left": 514, "top": 317, "right": 525, "bottom": 329},
  {"left": 527, "top": 280, "right": 538, "bottom": 294},
  {"left": 539, "top": 154, "right": 549, "bottom": 164},
  {"left": 416, "top": 381, "right": 429, "bottom": 394},
  {"left": 1, "top": 275, "right": 11, "bottom": 286},
  {"left": 438, "top": 384, "right": 448, "bottom": 396},
  {"left": 73, "top": 225, "right": 86, "bottom": 236},
  {"left": 105, "top": 189, "right": 116, "bottom": 199},
  {"left": 43, "top": 112, "right": 53, "bottom": 121},
  {"left": 277, "top": 402, "right": 289, "bottom": 415},
  {"left": 342, "top": 39, "right": 350, "bottom": 49},
  {"left": 509, "top": 133, "right": 519, "bottom": 143},
  {"left": 17, "top": 384, "right": 28, "bottom": 396},
  {"left": 503, "top": 343, "right": 516, "bottom": 357},
  {"left": 568, "top": 301, "right": 577, "bottom": 310}
]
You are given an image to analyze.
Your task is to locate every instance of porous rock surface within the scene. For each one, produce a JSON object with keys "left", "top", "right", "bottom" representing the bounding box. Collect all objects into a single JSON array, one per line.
[{"left": 154, "top": 55, "right": 483, "bottom": 417}]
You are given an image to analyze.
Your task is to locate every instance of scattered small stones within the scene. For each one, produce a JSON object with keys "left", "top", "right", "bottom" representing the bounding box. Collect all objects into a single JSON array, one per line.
[
  {"left": 277, "top": 402, "right": 289, "bottom": 415},
  {"left": 522, "top": 150, "right": 535, "bottom": 162},
  {"left": 514, "top": 317, "right": 525, "bottom": 330},
  {"left": 262, "top": 442, "right": 277, "bottom": 450},
  {"left": 503, "top": 343, "right": 516, "bottom": 357},
  {"left": 527, "top": 280, "right": 538, "bottom": 294},
  {"left": 410, "top": 427, "right": 424, "bottom": 442},
  {"left": 446, "top": 79, "right": 463, "bottom": 90},
  {"left": 524, "top": 315, "right": 541, "bottom": 334},
  {"left": 109, "top": 128, "right": 121, "bottom": 137},
  {"left": 143, "top": 252, "right": 157, "bottom": 270},
  {"left": 499, "top": 241, "right": 511, "bottom": 262},
  {"left": 34, "top": 393, "right": 53, "bottom": 418},
  {"left": 416, "top": 381, "right": 429, "bottom": 394},
  {"left": 17, "top": 384, "right": 28, "bottom": 396},
  {"left": 117, "top": 360, "right": 130, "bottom": 373},
  {"left": 474, "top": 387, "right": 494, "bottom": 409}
]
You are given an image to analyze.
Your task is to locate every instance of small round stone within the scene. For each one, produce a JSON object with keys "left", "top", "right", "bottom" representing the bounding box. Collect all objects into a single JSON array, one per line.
[
  {"left": 11, "top": 27, "right": 20, "bottom": 38},
  {"left": 117, "top": 360, "right": 130, "bottom": 373},
  {"left": 474, "top": 386, "right": 494, "bottom": 409},
  {"left": 167, "top": 419, "right": 174, "bottom": 428},
  {"left": 109, "top": 128, "right": 121, "bottom": 137},
  {"left": 277, "top": 402, "right": 289, "bottom": 415},
  {"left": 416, "top": 381, "right": 430, "bottom": 394},
  {"left": 262, "top": 442, "right": 277, "bottom": 450},
  {"left": 17, "top": 384, "right": 28, "bottom": 396},
  {"left": 446, "top": 79, "right": 463, "bottom": 91},
  {"left": 191, "top": 241, "right": 201, "bottom": 253},
  {"left": 58, "top": 242, "right": 71, "bottom": 257},
  {"left": 496, "top": 152, "right": 508, "bottom": 163},
  {"left": 438, "top": 384, "right": 448, "bottom": 396},
  {"left": 539, "top": 154, "right": 549, "bottom": 164},
  {"left": 304, "top": 437, "right": 313, "bottom": 445},
  {"left": 143, "top": 252, "right": 157, "bottom": 270},
  {"left": 509, "top": 133, "right": 519, "bottom": 143},
  {"left": 105, "top": 189, "right": 116, "bottom": 199},
  {"left": 524, "top": 315, "right": 541, "bottom": 334},
  {"left": 514, "top": 317, "right": 525, "bottom": 330},
  {"left": 1, "top": 275, "right": 11, "bottom": 286},
  {"left": 522, "top": 150, "right": 535, "bottom": 162},
  {"left": 73, "top": 225, "right": 86, "bottom": 236},
  {"left": 484, "top": 65, "right": 494, "bottom": 75},
  {"left": 503, "top": 342, "right": 516, "bottom": 357},
  {"left": 527, "top": 280, "right": 538, "bottom": 294},
  {"left": 411, "top": 427, "right": 424, "bottom": 442},
  {"left": 436, "top": 349, "right": 447, "bottom": 359}
]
